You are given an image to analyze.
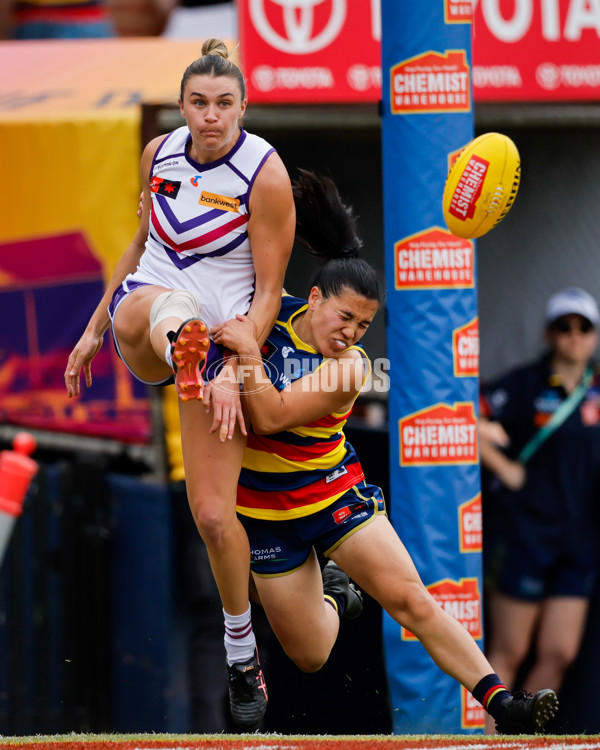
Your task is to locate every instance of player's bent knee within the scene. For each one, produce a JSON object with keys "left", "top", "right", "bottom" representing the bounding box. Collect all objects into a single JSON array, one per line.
[
  {"left": 390, "top": 582, "right": 440, "bottom": 630},
  {"left": 404, "top": 581, "right": 437, "bottom": 617},
  {"left": 289, "top": 651, "right": 328, "bottom": 673},
  {"left": 192, "top": 507, "right": 231, "bottom": 545},
  {"left": 149, "top": 289, "right": 200, "bottom": 335},
  {"left": 280, "top": 634, "right": 332, "bottom": 673}
]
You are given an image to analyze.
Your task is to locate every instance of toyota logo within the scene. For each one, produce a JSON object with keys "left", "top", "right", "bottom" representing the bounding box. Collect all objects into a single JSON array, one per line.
[{"left": 249, "top": 0, "right": 347, "bottom": 54}]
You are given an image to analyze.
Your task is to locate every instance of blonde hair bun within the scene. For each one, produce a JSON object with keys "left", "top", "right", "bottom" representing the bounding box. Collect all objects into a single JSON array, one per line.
[{"left": 201, "top": 38, "right": 229, "bottom": 59}]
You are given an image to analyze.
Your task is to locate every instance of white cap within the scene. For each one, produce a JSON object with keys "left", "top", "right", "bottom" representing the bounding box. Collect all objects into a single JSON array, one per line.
[{"left": 545, "top": 286, "right": 600, "bottom": 327}]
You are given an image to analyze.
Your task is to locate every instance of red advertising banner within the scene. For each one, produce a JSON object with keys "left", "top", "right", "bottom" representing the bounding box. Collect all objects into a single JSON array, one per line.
[
  {"left": 238, "top": 0, "right": 381, "bottom": 102},
  {"left": 239, "top": 0, "right": 600, "bottom": 103},
  {"left": 473, "top": 0, "right": 600, "bottom": 101}
]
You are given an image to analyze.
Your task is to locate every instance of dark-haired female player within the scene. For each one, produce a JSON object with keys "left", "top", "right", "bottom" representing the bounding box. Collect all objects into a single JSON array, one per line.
[{"left": 213, "top": 171, "right": 559, "bottom": 734}]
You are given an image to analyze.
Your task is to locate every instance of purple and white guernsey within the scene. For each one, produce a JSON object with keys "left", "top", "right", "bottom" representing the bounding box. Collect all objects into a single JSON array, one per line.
[{"left": 123, "top": 126, "right": 276, "bottom": 329}]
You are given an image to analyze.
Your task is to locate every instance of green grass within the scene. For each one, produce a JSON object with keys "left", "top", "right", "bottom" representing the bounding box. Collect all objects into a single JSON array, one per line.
[{"left": 1, "top": 733, "right": 600, "bottom": 746}]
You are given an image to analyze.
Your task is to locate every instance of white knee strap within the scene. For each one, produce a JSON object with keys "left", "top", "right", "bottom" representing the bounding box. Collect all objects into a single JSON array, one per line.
[{"left": 149, "top": 289, "right": 201, "bottom": 336}]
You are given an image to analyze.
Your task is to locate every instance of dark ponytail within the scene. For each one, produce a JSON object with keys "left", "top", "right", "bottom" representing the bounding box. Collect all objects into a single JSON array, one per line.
[{"left": 292, "top": 169, "right": 383, "bottom": 304}]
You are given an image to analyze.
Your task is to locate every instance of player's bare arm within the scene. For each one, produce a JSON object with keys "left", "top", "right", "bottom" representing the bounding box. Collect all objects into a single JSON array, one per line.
[
  {"left": 64, "top": 137, "right": 161, "bottom": 397},
  {"left": 244, "top": 152, "right": 296, "bottom": 346}
]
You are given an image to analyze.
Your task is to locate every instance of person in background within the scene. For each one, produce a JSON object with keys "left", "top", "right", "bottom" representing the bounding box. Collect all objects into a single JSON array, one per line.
[
  {"left": 0, "top": 0, "right": 115, "bottom": 39},
  {"left": 109, "top": 0, "right": 173, "bottom": 36},
  {"left": 64, "top": 38, "right": 295, "bottom": 730},
  {"left": 480, "top": 286, "right": 600, "bottom": 729},
  {"left": 212, "top": 170, "right": 559, "bottom": 734},
  {"left": 161, "top": 0, "right": 236, "bottom": 40}
]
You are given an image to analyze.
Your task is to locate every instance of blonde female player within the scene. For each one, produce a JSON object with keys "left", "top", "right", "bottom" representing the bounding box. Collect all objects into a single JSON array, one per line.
[
  {"left": 214, "top": 171, "right": 559, "bottom": 734},
  {"left": 64, "top": 38, "right": 295, "bottom": 729}
]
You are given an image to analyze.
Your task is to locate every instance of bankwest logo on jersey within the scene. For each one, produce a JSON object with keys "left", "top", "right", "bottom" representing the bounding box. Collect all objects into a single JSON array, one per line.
[
  {"left": 199, "top": 192, "right": 240, "bottom": 212},
  {"left": 394, "top": 228, "right": 473, "bottom": 290},
  {"left": 399, "top": 402, "right": 478, "bottom": 466},
  {"left": 402, "top": 577, "right": 482, "bottom": 640},
  {"left": 462, "top": 686, "right": 485, "bottom": 729},
  {"left": 390, "top": 50, "right": 471, "bottom": 115},
  {"left": 453, "top": 317, "right": 479, "bottom": 377},
  {"left": 459, "top": 493, "right": 482, "bottom": 553},
  {"left": 444, "top": 0, "right": 473, "bottom": 24}
]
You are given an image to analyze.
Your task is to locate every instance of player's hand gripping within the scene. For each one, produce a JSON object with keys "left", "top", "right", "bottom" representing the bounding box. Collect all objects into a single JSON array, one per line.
[
  {"left": 212, "top": 314, "right": 260, "bottom": 358},
  {"left": 64, "top": 331, "right": 104, "bottom": 398},
  {"left": 202, "top": 360, "right": 246, "bottom": 442}
]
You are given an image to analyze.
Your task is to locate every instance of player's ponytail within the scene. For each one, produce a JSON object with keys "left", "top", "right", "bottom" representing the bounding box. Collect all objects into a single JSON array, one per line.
[{"left": 292, "top": 169, "right": 383, "bottom": 304}]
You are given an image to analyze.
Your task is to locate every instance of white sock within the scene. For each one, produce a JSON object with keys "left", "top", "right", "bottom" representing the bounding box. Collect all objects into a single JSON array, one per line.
[
  {"left": 223, "top": 605, "right": 256, "bottom": 666},
  {"left": 164, "top": 341, "right": 173, "bottom": 368}
]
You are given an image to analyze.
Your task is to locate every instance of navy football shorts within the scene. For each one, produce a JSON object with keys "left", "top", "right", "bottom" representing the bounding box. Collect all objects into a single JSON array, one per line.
[
  {"left": 239, "top": 482, "right": 386, "bottom": 577},
  {"left": 485, "top": 519, "right": 597, "bottom": 601}
]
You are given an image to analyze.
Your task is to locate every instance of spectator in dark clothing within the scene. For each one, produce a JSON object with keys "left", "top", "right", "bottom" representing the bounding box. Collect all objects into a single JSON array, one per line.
[{"left": 480, "top": 286, "right": 600, "bottom": 730}]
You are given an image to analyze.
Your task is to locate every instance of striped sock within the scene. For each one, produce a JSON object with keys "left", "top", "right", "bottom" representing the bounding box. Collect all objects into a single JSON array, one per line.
[
  {"left": 325, "top": 590, "right": 351, "bottom": 617},
  {"left": 324, "top": 594, "right": 344, "bottom": 617},
  {"left": 223, "top": 605, "right": 256, "bottom": 667},
  {"left": 472, "top": 673, "right": 511, "bottom": 721}
]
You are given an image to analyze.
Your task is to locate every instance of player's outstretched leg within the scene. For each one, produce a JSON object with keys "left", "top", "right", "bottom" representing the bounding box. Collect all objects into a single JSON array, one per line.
[
  {"left": 168, "top": 318, "right": 210, "bottom": 401},
  {"left": 227, "top": 648, "right": 268, "bottom": 731},
  {"left": 494, "top": 689, "right": 559, "bottom": 734},
  {"left": 322, "top": 560, "right": 363, "bottom": 620}
]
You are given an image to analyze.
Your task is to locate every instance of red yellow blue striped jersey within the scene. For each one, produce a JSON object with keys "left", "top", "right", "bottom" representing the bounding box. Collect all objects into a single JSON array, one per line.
[{"left": 237, "top": 294, "right": 370, "bottom": 521}]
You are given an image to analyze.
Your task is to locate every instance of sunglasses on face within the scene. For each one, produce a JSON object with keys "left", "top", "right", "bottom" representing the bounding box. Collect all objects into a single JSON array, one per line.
[{"left": 552, "top": 318, "right": 595, "bottom": 335}]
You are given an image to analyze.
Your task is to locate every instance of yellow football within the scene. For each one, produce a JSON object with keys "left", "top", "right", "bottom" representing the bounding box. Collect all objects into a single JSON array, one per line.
[{"left": 443, "top": 132, "right": 521, "bottom": 239}]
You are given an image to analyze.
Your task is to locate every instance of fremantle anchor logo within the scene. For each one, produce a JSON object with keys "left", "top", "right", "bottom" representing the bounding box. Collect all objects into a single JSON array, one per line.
[{"left": 249, "top": 0, "right": 347, "bottom": 54}]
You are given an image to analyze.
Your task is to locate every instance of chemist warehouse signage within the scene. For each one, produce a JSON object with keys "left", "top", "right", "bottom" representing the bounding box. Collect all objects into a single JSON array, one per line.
[
  {"left": 239, "top": 0, "right": 600, "bottom": 102},
  {"left": 399, "top": 402, "right": 479, "bottom": 467}
]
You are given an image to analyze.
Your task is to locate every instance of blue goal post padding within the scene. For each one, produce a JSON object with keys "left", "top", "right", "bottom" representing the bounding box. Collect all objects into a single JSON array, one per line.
[{"left": 380, "top": 0, "right": 483, "bottom": 734}]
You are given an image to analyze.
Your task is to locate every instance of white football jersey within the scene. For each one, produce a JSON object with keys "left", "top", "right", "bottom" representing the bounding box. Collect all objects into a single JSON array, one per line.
[{"left": 124, "top": 126, "right": 276, "bottom": 329}]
